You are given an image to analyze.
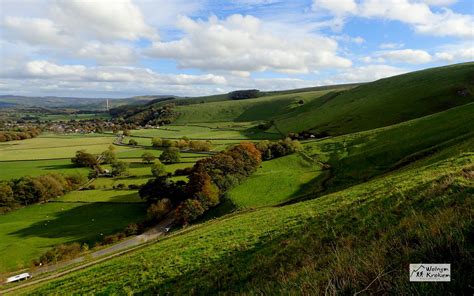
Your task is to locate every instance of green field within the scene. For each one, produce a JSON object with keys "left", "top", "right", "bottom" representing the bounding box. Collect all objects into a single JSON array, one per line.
[
  {"left": 2, "top": 63, "right": 474, "bottom": 294},
  {"left": 0, "top": 134, "right": 118, "bottom": 161},
  {"left": 0, "top": 201, "right": 146, "bottom": 273},
  {"left": 228, "top": 153, "right": 322, "bottom": 208},
  {"left": 0, "top": 159, "right": 89, "bottom": 180},
  {"left": 21, "top": 151, "right": 473, "bottom": 294},
  {"left": 126, "top": 123, "right": 280, "bottom": 140}
]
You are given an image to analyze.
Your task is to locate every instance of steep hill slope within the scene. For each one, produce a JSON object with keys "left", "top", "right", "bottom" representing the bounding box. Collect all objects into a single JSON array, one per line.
[
  {"left": 19, "top": 151, "right": 473, "bottom": 294},
  {"left": 173, "top": 87, "right": 352, "bottom": 123},
  {"left": 272, "top": 62, "right": 474, "bottom": 135},
  {"left": 225, "top": 102, "right": 474, "bottom": 208}
]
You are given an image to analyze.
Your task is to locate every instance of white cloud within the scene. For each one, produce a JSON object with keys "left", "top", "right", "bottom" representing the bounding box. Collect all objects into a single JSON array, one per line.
[
  {"left": 377, "top": 49, "right": 432, "bottom": 64},
  {"left": 2, "top": 16, "right": 72, "bottom": 46},
  {"left": 379, "top": 42, "right": 404, "bottom": 49},
  {"left": 76, "top": 43, "right": 137, "bottom": 66},
  {"left": 422, "top": 0, "right": 457, "bottom": 6},
  {"left": 145, "top": 14, "right": 351, "bottom": 74},
  {"left": 331, "top": 65, "right": 408, "bottom": 83},
  {"left": 434, "top": 42, "right": 474, "bottom": 62},
  {"left": 24, "top": 60, "right": 86, "bottom": 78},
  {"left": 312, "top": 0, "right": 357, "bottom": 15},
  {"left": 312, "top": 0, "right": 474, "bottom": 39},
  {"left": 51, "top": 0, "right": 157, "bottom": 41}
]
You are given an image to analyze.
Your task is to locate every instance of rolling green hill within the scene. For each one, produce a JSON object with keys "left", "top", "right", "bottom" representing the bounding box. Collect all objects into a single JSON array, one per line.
[
  {"left": 4, "top": 63, "right": 474, "bottom": 294},
  {"left": 272, "top": 62, "right": 474, "bottom": 135},
  {"left": 19, "top": 151, "right": 473, "bottom": 294},
  {"left": 173, "top": 87, "right": 351, "bottom": 123}
]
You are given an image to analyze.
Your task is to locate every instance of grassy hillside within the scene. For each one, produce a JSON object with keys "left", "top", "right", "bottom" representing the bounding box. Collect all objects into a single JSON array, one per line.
[
  {"left": 225, "top": 102, "right": 474, "bottom": 209},
  {"left": 272, "top": 62, "right": 474, "bottom": 135},
  {"left": 303, "top": 102, "right": 474, "bottom": 192},
  {"left": 227, "top": 153, "right": 323, "bottom": 208},
  {"left": 20, "top": 150, "right": 473, "bottom": 294},
  {"left": 174, "top": 88, "right": 350, "bottom": 123}
]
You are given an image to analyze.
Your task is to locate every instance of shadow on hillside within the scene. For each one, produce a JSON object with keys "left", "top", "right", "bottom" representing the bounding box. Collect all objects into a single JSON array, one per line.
[
  {"left": 38, "top": 163, "right": 79, "bottom": 170},
  {"left": 8, "top": 202, "right": 146, "bottom": 244}
]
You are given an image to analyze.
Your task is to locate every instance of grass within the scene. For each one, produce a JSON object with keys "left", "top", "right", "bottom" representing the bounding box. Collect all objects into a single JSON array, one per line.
[
  {"left": 272, "top": 62, "right": 474, "bottom": 135},
  {"left": 127, "top": 123, "right": 280, "bottom": 140},
  {"left": 228, "top": 154, "right": 322, "bottom": 208},
  {"left": 0, "top": 134, "right": 122, "bottom": 161},
  {"left": 302, "top": 102, "right": 474, "bottom": 192},
  {"left": 58, "top": 190, "right": 142, "bottom": 203},
  {"left": 173, "top": 89, "right": 348, "bottom": 124},
  {"left": 19, "top": 151, "right": 473, "bottom": 294},
  {"left": 0, "top": 201, "right": 146, "bottom": 274},
  {"left": 0, "top": 159, "right": 89, "bottom": 180},
  {"left": 3, "top": 64, "right": 474, "bottom": 294}
]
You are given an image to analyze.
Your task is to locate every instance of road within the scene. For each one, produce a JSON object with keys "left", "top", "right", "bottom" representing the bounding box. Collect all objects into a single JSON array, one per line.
[{"left": 0, "top": 216, "right": 174, "bottom": 294}]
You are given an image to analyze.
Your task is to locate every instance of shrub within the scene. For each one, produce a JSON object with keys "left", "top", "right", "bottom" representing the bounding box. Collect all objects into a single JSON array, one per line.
[
  {"left": 37, "top": 243, "right": 82, "bottom": 265},
  {"left": 159, "top": 148, "right": 181, "bottom": 164},
  {"left": 129, "top": 139, "right": 138, "bottom": 146},
  {"left": 71, "top": 150, "right": 98, "bottom": 168},
  {"left": 111, "top": 161, "right": 129, "bottom": 177},
  {"left": 151, "top": 161, "right": 167, "bottom": 178},
  {"left": 151, "top": 137, "right": 163, "bottom": 147},
  {"left": 141, "top": 152, "right": 156, "bottom": 164},
  {"left": 124, "top": 223, "right": 139, "bottom": 236},
  {"left": 147, "top": 198, "right": 172, "bottom": 222},
  {"left": 175, "top": 199, "right": 205, "bottom": 224}
]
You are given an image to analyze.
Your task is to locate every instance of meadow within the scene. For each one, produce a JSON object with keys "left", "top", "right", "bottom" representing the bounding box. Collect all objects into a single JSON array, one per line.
[
  {"left": 2, "top": 63, "right": 473, "bottom": 294},
  {"left": 227, "top": 153, "right": 323, "bottom": 208},
  {"left": 0, "top": 201, "right": 146, "bottom": 273},
  {"left": 20, "top": 151, "right": 473, "bottom": 295}
]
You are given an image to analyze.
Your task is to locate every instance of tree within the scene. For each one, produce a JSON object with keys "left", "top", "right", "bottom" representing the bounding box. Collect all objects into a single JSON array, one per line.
[
  {"left": 111, "top": 161, "right": 129, "bottom": 177},
  {"left": 0, "top": 182, "right": 15, "bottom": 211},
  {"left": 71, "top": 150, "right": 98, "bottom": 168},
  {"left": 123, "top": 129, "right": 131, "bottom": 136},
  {"left": 141, "top": 152, "right": 156, "bottom": 164},
  {"left": 151, "top": 137, "right": 163, "bottom": 147},
  {"left": 175, "top": 199, "right": 205, "bottom": 224},
  {"left": 129, "top": 139, "right": 138, "bottom": 146},
  {"left": 146, "top": 198, "right": 172, "bottom": 222},
  {"left": 139, "top": 178, "right": 186, "bottom": 205},
  {"left": 101, "top": 148, "right": 117, "bottom": 164},
  {"left": 151, "top": 161, "right": 167, "bottom": 178},
  {"left": 159, "top": 148, "right": 181, "bottom": 164}
]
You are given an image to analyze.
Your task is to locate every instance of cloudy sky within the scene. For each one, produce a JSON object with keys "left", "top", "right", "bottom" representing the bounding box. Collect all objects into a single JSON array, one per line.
[{"left": 0, "top": 0, "right": 473, "bottom": 98}]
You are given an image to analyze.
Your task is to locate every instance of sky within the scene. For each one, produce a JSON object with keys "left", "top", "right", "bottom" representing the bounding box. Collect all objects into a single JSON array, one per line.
[{"left": 0, "top": 0, "right": 473, "bottom": 98}]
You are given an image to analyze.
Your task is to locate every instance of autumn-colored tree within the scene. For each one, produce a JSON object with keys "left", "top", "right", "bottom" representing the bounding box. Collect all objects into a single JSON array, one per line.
[{"left": 175, "top": 199, "right": 205, "bottom": 224}]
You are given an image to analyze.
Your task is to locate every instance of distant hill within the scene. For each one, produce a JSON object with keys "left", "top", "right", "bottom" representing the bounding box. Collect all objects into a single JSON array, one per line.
[{"left": 0, "top": 95, "right": 177, "bottom": 111}]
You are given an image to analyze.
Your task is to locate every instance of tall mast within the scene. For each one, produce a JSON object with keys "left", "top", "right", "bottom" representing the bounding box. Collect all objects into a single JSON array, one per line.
[{"left": 106, "top": 99, "right": 109, "bottom": 111}]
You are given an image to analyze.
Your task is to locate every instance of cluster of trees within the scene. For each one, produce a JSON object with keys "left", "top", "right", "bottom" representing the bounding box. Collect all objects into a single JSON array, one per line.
[
  {"left": 71, "top": 147, "right": 129, "bottom": 177},
  {"left": 287, "top": 130, "right": 330, "bottom": 140},
  {"left": 229, "top": 89, "right": 261, "bottom": 100},
  {"left": 111, "top": 103, "right": 177, "bottom": 126},
  {"left": 140, "top": 142, "right": 262, "bottom": 224},
  {"left": 0, "top": 173, "right": 86, "bottom": 213},
  {"left": 151, "top": 137, "right": 213, "bottom": 152},
  {"left": 256, "top": 138, "right": 302, "bottom": 160},
  {"left": 0, "top": 127, "right": 41, "bottom": 142}
]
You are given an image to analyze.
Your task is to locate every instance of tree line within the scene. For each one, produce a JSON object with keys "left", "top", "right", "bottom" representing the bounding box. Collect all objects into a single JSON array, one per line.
[
  {"left": 0, "top": 127, "right": 41, "bottom": 142},
  {"left": 152, "top": 137, "right": 213, "bottom": 152},
  {"left": 0, "top": 173, "right": 86, "bottom": 213},
  {"left": 140, "top": 142, "right": 262, "bottom": 224}
]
